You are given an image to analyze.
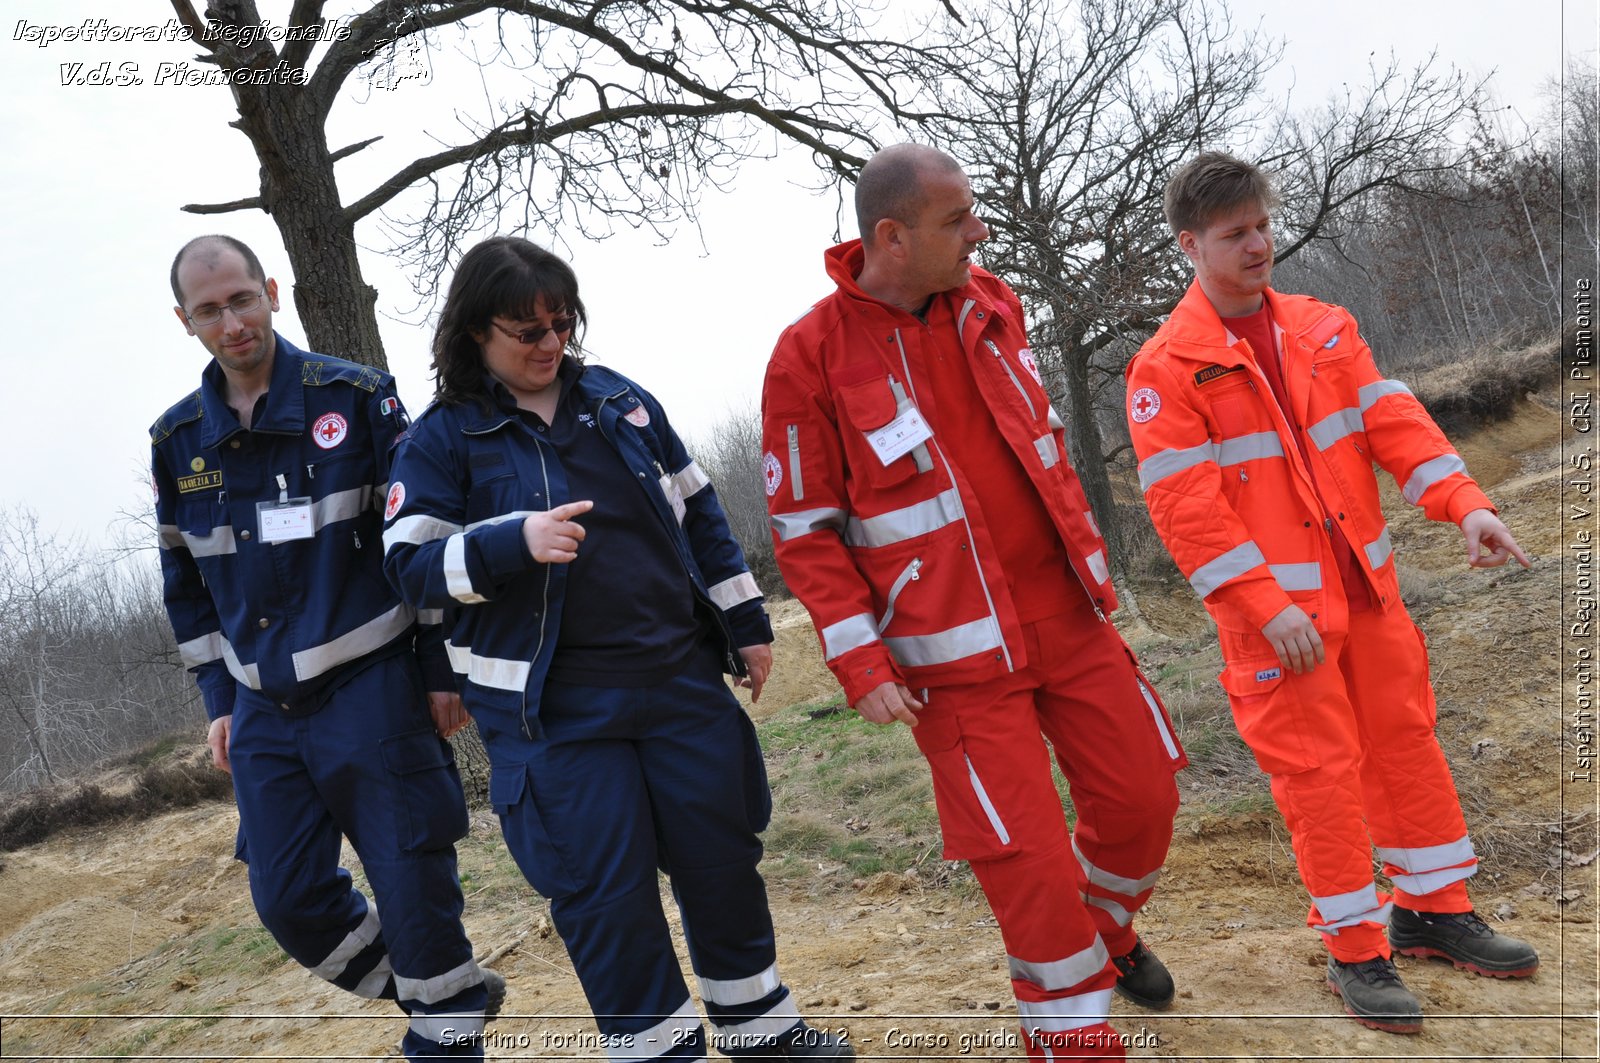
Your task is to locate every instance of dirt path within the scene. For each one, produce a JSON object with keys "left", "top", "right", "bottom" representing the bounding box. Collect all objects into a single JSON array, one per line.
[{"left": 1, "top": 394, "right": 1594, "bottom": 1061}]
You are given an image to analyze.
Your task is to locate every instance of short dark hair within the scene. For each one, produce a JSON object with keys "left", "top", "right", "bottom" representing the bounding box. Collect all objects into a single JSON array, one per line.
[
  {"left": 170, "top": 234, "right": 266, "bottom": 305},
  {"left": 432, "top": 236, "right": 588, "bottom": 407},
  {"left": 855, "top": 144, "right": 965, "bottom": 246},
  {"left": 1163, "top": 152, "right": 1280, "bottom": 236}
]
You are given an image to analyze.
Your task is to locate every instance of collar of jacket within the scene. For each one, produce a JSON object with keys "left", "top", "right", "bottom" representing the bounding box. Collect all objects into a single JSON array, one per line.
[
  {"left": 822, "top": 239, "right": 1011, "bottom": 334},
  {"left": 450, "top": 359, "right": 640, "bottom": 434},
  {"left": 1160, "top": 280, "right": 1325, "bottom": 368},
  {"left": 197, "top": 331, "right": 309, "bottom": 449}
]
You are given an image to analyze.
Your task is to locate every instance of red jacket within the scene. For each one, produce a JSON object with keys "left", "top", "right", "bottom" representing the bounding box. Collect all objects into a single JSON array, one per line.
[
  {"left": 1125, "top": 282, "right": 1493, "bottom": 636},
  {"left": 762, "top": 241, "right": 1115, "bottom": 702}
]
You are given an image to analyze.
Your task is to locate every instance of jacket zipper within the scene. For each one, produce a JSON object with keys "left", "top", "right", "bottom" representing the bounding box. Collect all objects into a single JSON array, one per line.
[
  {"left": 985, "top": 339, "right": 1037, "bottom": 420},
  {"left": 876, "top": 557, "right": 922, "bottom": 633},
  {"left": 786, "top": 424, "right": 805, "bottom": 500},
  {"left": 524, "top": 442, "right": 554, "bottom": 740}
]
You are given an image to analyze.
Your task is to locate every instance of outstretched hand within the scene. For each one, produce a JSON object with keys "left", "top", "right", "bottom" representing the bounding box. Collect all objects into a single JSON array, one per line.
[
  {"left": 522, "top": 500, "right": 593, "bottom": 563},
  {"left": 1460, "top": 508, "right": 1531, "bottom": 569}
]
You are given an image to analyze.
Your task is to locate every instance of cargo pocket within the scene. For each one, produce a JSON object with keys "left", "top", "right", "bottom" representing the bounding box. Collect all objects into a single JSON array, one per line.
[
  {"left": 838, "top": 377, "right": 919, "bottom": 489},
  {"left": 488, "top": 761, "right": 583, "bottom": 899},
  {"left": 379, "top": 728, "right": 469, "bottom": 853},
  {"left": 1218, "top": 659, "right": 1318, "bottom": 775},
  {"left": 736, "top": 711, "right": 774, "bottom": 834},
  {"left": 1124, "top": 648, "right": 1187, "bottom": 770},
  {"left": 911, "top": 710, "right": 1014, "bottom": 862}
]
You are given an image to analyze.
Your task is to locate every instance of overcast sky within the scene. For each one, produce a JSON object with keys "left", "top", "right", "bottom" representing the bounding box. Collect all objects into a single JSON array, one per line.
[{"left": 0, "top": 1, "right": 1591, "bottom": 552}]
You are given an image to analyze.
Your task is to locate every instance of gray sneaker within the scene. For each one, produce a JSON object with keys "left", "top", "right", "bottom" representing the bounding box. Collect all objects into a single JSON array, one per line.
[
  {"left": 1325, "top": 955, "right": 1423, "bottom": 1034},
  {"left": 1389, "top": 907, "right": 1540, "bottom": 978}
]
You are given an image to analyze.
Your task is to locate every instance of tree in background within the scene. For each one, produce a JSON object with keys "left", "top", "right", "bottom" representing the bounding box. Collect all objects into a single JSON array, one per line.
[
  {"left": 915, "top": 0, "right": 1495, "bottom": 561},
  {"left": 170, "top": 0, "right": 954, "bottom": 368}
]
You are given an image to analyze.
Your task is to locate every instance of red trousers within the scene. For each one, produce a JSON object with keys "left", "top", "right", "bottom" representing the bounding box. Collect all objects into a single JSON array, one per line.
[
  {"left": 912, "top": 595, "right": 1185, "bottom": 1060},
  {"left": 1219, "top": 601, "right": 1476, "bottom": 962}
]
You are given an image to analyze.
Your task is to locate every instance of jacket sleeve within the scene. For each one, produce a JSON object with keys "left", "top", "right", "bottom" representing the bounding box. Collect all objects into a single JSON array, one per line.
[
  {"left": 762, "top": 347, "right": 906, "bottom": 704},
  {"left": 381, "top": 417, "right": 539, "bottom": 612},
  {"left": 640, "top": 391, "right": 774, "bottom": 650},
  {"left": 152, "top": 444, "right": 236, "bottom": 722},
  {"left": 1126, "top": 353, "right": 1295, "bottom": 631},
  {"left": 1334, "top": 323, "right": 1493, "bottom": 525}
]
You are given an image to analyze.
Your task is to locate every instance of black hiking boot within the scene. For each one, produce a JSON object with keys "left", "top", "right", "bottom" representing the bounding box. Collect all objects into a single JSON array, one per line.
[
  {"left": 1111, "top": 938, "right": 1175, "bottom": 1009},
  {"left": 1389, "top": 907, "right": 1540, "bottom": 978},
  {"left": 1325, "top": 954, "right": 1423, "bottom": 1034}
]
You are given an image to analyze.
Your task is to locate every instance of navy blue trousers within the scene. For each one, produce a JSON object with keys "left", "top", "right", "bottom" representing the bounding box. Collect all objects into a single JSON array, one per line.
[
  {"left": 229, "top": 654, "right": 487, "bottom": 1058},
  {"left": 482, "top": 646, "right": 799, "bottom": 1061}
]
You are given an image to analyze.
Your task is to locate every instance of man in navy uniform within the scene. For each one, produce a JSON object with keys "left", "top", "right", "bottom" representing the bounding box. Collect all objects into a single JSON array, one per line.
[{"left": 152, "top": 235, "right": 501, "bottom": 1058}]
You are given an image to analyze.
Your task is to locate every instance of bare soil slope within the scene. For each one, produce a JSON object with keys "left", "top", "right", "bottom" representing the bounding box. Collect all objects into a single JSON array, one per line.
[{"left": 1, "top": 393, "right": 1593, "bottom": 1062}]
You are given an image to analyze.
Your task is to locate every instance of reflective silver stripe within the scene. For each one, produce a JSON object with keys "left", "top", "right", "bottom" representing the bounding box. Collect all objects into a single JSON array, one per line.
[
  {"left": 465, "top": 510, "right": 538, "bottom": 532},
  {"left": 445, "top": 641, "right": 532, "bottom": 692},
  {"left": 409, "top": 1011, "right": 483, "bottom": 1047},
  {"left": 786, "top": 424, "right": 805, "bottom": 502},
  {"left": 1403, "top": 454, "right": 1467, "bottom": 505},
  {"left": 956, "top": 297, "right": 979, "bottom": 334},
  {"left": 1310, "top": 883, "right": 1392, "bottom": 933},
  {"left": 442, "top": 533, "right": 485, "bottom": 605},
  {"left": 708, "top": 572, "right": 761, "bottom": 611},
  {"left": 396, "top": 959, "right": 481, "bottom": 1006},
  {"left": 964, "top": 754, "right": 1011, "bottom": 845},
  {"left": 884, "top": 616, "right": 1003, "bottom": 667},
  {"left": 1138, "top": 441, "right": 1214, "bottom": 492},
  {"left": 221, "top": 640, "right": 262, "bottom": 689},
  {"left": 177, "top": 630, "right": 226, "bottom": 669},
  {"left": 1359, "top": 378, "right": 1413, "bottom": 411},
  {"left": 383, "top": 512, "right": 464, "bottom": 551},
  {"left": 1082, "top": 892, "right": 1133, "bottom": 927},
  {"left": 1217, "top": 431, "right": 1286, "bottom": 466},
  {"left": 291, "top": 603, "right": 414, "bottom": 683},
  {"left": 311, "top": 486, "right": 368, "bottom": 529},
  {"left": 352, "top": 956, "right": 392, "bottom": 999},
  {"left": 708, "top": 995, "right": 801, "bottom": 1049},
  {"left": 1365, "top": 526, "right": 1394, "bottom": 570},
  {"left": 1188, "top": 541, "right": 1267, "bottom": 599},
  {"left": 1137, "top": 677, "right": 1180, "bottom": 760},
  {"left": 1308, "top": 407, "right": 1363, "bottom": 450},
  {"left": 180, "top": 525, "right": 237, "bottom": 557},
  {"left": 1376, "top": 837, "right": 1477, "bottom": 872},
  {"left": 1016, "top": 987, "right": 1115, "bottom": 1033},
  {"left": 1008, "top": 939, "right": 1109, "bottom": 991},
  {"left": 843, "top": 488, "right": 963, "bottom": 548},
  {"left": 1072, "top": 837, "right": 1161, "bottom": 897},
  {"left": 1389, "top": 863, "right": 1478, "bottom": 896},
  {"left": 628, "top": 998, "right": 700, "bottom": 1058},
  {"left": 820, "top": 613, "right": 880, "bottom": 661},
  {"left": 770, "top": 507, "right": 846, "bottom": 541},
  {"left": 1269, "top": 562, "right": 1323, "bottom": 592},
  {"left": 1083, "top": 510, "right": 1100, "bottom": 538},
  {"left": 417, "top": 609, "right": 444, "bottom": 626},
  {"left": 672, "top": 460, "right": 711, "bottom": 499},
  {"left": 312, "top": 905, "right": 381, "bottom": 981},
  {"left": 1047, "top": 405, "right": 1065, "bottom": 431},
  {"left": 158, "top": 523, "right": 184, "bottom": 549},
  {"left": 1035, "top": 433, "right": 1059, "bottom": 469},
  {"left": 1085, "top": 549, "right": 1109, "bottom": 585},
  {"left": 698, "top": 963, "right": 781, "bottom": 1005}
]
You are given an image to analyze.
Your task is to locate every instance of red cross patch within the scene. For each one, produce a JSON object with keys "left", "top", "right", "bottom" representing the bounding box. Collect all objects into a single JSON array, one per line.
[
  {"left": 1130, "top": 387, "right": 1161, "bottom": 424},
  {"left": 762, "top": 452, "right": 783, "bottom": 497},
  {"left": 312, "top": 412, "right": 349, "bottom": 449},
  {"left": 384, "top": 481, "right": 406, "bottom": 521},
  {"left": 1017, "top": 346, "right": 1042, "bottom": 386}
]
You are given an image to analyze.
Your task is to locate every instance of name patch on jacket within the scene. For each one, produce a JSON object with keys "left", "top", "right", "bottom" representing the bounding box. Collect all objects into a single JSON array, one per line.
[
  {"left": 177, "top": 470, "right": 223, "bottom": 493},
  {"left": 1194, "top": 364, "right": 1245, "bottom": 387},
  {"left": 1256, "top": 666, "right": 1282, "bottom": 683}
]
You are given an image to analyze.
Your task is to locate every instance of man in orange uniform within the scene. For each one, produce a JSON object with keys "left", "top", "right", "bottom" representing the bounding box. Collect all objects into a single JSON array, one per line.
[
  {"left": 762, "top": 144, "right": 1187, "bottom": 1060},
  {"left": 1126, "top": 152, "right": 1539, "bottom": 1034}
]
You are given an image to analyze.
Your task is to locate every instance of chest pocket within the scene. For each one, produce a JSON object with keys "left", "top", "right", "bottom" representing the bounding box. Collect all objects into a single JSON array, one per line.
[
  {"left": 838, "top": 377, "right": 919, "bottom": 490},
  {"left": 1205, "top": 377, "right": 1264, "bottom": 438},
  {"left": 465, "top": 449, "right": 524, "bottom": 525}
]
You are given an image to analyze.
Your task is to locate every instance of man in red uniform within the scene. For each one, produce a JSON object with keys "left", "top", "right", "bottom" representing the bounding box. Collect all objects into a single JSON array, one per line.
[
  {"left": 762, "top": 144, "right": 1186, "bottom": 1060},
  {"left": 1126, "top": 151, "right": 1539, "bottom": 1034}
]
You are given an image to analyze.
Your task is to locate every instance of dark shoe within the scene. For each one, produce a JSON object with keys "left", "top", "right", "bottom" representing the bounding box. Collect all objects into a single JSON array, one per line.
[
  {"left": 1110, "top": 938, "right": 1175, "bottom": 1009},
  {"left": 756, "top": 1024, "right": 856, "bottom": 1060},
  {"left": 1390, "top": 907, "right": 1539, "bottom": 978},
  {"left": 1325, "top": 955, "right": 1423, "bottom": 1034},
  {"left": 482, "top": 968, "right": 507, "bottom": 1023}
]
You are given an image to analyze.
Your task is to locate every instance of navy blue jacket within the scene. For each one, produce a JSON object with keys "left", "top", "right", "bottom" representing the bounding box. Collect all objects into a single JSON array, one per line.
[
  {"left": 381, "top": 362, "right": 772, "bottom": 738},
  {"left": 153, "top": 335, "right": 449, "bottom": 721}
]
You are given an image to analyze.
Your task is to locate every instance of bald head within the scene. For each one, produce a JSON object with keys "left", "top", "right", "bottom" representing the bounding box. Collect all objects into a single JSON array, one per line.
[
  {"left": 171, "top": 234, "right": 265, "bottom": 305},
  {"left": 855, "top": 144, "right": 966, "bottom": 247}
]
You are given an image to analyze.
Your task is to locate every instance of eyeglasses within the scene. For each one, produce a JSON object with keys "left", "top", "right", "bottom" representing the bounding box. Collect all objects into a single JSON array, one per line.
[
  {"left": 186, "top": 290, "right": 265, "bottom": 326},
  {"left": 491, "top": 316, "right": 577, "bottom": 345}
]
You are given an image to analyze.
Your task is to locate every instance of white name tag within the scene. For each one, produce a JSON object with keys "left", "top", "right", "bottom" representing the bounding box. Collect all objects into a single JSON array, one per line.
[
  {"left": 867, "top": 407, "right": 933, "bottom": 466},
  {"left": 257, "top": 498, "right": 315, "bottom": 543}
]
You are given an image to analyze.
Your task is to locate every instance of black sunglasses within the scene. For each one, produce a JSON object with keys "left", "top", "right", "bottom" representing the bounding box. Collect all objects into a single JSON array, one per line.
[{"left": 491, "top": 316, "right": 577, "bottom": 345}]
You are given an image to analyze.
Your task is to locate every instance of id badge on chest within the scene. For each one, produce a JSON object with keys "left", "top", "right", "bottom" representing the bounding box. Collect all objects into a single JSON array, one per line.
[
  {"left": 256, "top": 473, "right": 315, "bottom": 543},
  {"left": 866, "top": 406, "right": 934, "bottom": 466}
]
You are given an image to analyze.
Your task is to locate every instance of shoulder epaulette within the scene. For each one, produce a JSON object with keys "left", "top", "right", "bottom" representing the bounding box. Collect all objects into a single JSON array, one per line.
[
  {"left": 150, "top": 390, "right": 204, "bottom": 444},
  {"left": 300, "top": 354, "right": 387, "bottom": 393}
]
